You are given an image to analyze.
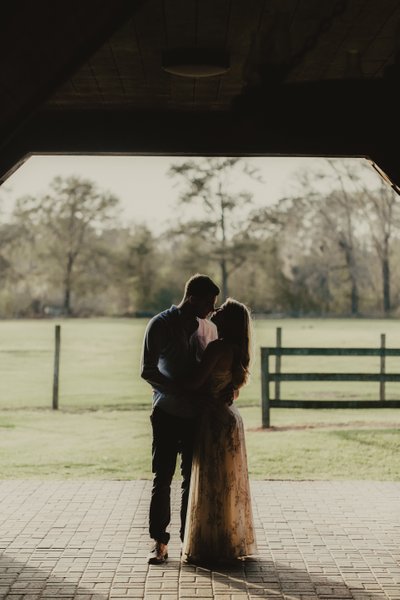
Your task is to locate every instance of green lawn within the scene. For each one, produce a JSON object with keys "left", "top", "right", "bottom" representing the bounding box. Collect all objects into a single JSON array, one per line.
[
  {"left": 0, "top": 317, "right": 400, "bottom": 480},
  {"left": 0, "top": 318, "right": 147, "bottom": 410}
]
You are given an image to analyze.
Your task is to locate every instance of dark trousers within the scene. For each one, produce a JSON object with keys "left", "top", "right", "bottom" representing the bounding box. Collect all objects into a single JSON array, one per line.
[{"left": 149, "top": 406, "right": 197, "bottom": 544}]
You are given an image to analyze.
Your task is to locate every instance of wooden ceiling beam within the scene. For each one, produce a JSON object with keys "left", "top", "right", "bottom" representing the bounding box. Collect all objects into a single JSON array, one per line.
[{"left": 1, "top": 77, "right": 398, "bottom": 190}]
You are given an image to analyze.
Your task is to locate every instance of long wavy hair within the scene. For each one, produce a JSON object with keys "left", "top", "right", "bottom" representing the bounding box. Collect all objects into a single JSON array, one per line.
[{"left": 216, "top": 298, "right": 252, "bottom": 389}]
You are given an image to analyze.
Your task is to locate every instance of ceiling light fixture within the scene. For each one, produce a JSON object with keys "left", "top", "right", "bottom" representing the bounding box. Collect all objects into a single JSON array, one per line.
[{"left": 162, "top": 48, "right": 230, "bottom": 78}]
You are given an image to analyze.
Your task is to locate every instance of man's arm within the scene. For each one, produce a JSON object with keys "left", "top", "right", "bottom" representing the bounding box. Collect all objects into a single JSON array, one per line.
[{"left": 140, "top": 318, "right": 178, "bottom": 393}]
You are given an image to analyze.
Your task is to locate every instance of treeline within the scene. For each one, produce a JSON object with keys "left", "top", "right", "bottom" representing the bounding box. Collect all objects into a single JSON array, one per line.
[{"left": 0, "top": 158, "right": 400, "bottom": 318}]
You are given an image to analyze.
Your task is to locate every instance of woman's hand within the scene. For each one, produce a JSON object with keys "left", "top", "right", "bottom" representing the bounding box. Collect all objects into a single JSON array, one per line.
[{"left": 217, "top": 383, "right": 239, "bottom": 405}]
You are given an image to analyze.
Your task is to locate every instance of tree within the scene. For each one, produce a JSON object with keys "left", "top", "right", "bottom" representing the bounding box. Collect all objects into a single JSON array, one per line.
[
  {"left": 287, "top": 160, "right": 364, "bottom": 316},
  {"left": 250, "top": 194, "right": 325, "bottom": 314},
  {"left": 353, "top": 175, "right": 400, "bottom": 314},
  {"left": 168, "top": 158, "right": 262, "bottom": 300},
  {"left": 14, "top": 176, "right": 120, "bottom": 315},
  {"left": 250, "top": 159, "right": 389, "bottom": 315},
  {"left": 0, "top": 194, "right": 11, "bottom": 281},
  {"left": 312, "top": 190, "right": 361, "bottom": 315},
  {"left": 116, "top": 224, "right": 161, "bottom": 313},
  {"left": 310, "top": 159, "right": 400, "bottom": 315}
]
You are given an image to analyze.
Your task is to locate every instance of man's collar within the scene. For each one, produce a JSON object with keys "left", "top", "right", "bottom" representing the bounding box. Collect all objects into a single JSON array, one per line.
[{"left": 173, "top": 305, "right": 199, "bottom": 334}]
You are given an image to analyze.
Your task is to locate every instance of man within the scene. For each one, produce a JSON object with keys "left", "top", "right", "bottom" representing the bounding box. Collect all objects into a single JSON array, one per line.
[{"left": 141, "top": 273, "right": 220, "bottom": 564}]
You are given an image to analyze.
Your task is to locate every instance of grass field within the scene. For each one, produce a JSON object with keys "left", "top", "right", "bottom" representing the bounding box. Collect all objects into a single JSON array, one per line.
[{"left": 1, "top": 317, "right": 400, "bottom": 480}]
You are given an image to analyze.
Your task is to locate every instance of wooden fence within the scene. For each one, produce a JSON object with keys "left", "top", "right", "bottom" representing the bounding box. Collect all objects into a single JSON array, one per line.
[{"left": 261, "top": 328, "right": 400, "bottom": 428}]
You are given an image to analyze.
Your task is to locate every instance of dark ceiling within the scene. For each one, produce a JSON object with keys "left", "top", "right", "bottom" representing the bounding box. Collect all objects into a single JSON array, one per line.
[{"left": 1, "top": 0, "right": 399, "bottom": 187}]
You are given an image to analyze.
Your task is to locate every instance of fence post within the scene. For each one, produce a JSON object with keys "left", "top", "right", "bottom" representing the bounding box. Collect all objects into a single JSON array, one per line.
[
  {"left": 261, "top": 347, "right": 270, "bottom": 428},
  {"left": 275, "top": 327, "right": 282, "bottom": 402},
  {"left": 52, "top": 324, "right": 61, "bottom": 410},
  {"left": 380, "top": 333, "right": 386, "bottom": 402}
]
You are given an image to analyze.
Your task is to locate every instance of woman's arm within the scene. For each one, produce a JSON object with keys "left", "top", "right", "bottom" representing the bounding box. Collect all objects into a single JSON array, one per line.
[{"left": 182, "top": 340, "right": 224, "bottom": 390}]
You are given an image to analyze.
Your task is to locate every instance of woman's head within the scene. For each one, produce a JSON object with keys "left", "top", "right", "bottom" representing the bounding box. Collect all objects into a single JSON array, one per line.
[{"left": 211, "top": 298, "right": 252, "bottom": 388}]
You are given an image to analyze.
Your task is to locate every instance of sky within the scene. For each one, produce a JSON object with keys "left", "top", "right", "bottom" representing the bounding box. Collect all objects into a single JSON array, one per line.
[{"left": 0, "top": 154, "right": 381, "bottom": 233}]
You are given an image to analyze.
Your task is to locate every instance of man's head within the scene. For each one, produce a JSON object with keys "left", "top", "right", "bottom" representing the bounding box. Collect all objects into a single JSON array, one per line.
[{"left": 182, "top": 273, "right": 220, "bottom": 319}]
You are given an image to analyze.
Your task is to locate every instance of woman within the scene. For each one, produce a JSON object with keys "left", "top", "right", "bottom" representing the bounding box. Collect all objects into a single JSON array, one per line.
[{"left": 182, "top": 298, "right": 256, "bottom": 564}]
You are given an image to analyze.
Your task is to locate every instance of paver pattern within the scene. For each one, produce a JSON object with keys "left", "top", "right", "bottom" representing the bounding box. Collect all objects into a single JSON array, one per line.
[{"left": 0, "top": 480, "right": 399, "bottom": 599}]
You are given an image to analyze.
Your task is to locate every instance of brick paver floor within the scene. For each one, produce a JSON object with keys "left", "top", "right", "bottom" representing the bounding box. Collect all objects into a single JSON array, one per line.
[{"left": 0, "top": 480, "right": 399, "bottom": 599}]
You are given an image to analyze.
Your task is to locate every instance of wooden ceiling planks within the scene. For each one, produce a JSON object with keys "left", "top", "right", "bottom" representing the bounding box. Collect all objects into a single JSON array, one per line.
[
  {"left": 49, "top": 80, "right": 78, "bottom": 109},
  {"left": 322, "top": 0, "right": 399, "bottom": 80},
  {"left": 192, "top": 78, "right": 222, "bottom": 111},
  {"left": 44, "top": 0, "right": 400, "bottom": 113},
  {"left": 131, "top": 0, "right": 170, "bottom": 109},
  {"left": 0, "top": 0, "right": 140, "bottom": 141},
  {"left": 361, "top": 2, "right": 400, "bottom": 68},
  {"left": 292, "top": 1, "right": 328, "bottom": 55},
  {"left": 288, "top": 0, "right": 363, "bottom": 82},
  {"left": 241, "top": 0, "right": 301, "bottom": 87},
  {"left": 163, "top": 0, "right": 197, "bottom": 109},
  {"left": 191, "top": 0, "right": 231, "bottom": 109},
  {"left": 285, "top": 0, "right": 350, "bottom": 81},
  {"left": 218, "top": 0, "right": 265, "bottom": 106},
  {"left": 108, "top": 20, "right": 145, "bottom": 101}
]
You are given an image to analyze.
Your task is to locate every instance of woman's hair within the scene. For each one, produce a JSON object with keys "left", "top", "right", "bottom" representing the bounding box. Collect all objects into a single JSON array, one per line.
[{"left": 219, "top": 298, "right": 252, "bottom": 389}]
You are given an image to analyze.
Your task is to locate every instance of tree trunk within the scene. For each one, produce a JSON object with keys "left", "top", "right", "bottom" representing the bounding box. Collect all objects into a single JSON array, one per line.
[
  {"left": 220, "top": 258, "right": 228, "bottom": 302},
  {"left": 218, "top": 182, "right": 229, "bottom": 301},
  {"left": 342, "top": 242, "right": 359, "bottom": 315},
  {"left": 382, "top": 255, "right": 391, "bottom": 315},
  {"left": 350, "top": 277, "right": 359, "bottom": 316},
  {"left": 63, "top": 288, "right": 71, "bottom": 316},
  {"left": 63, "top": 254, "right": 74, "bottom": 315}
]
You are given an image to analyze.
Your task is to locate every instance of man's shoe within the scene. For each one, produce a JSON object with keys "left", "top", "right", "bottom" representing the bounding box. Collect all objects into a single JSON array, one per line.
[{"left": 148, "top": 542, "right": 168, "bottom": 565}]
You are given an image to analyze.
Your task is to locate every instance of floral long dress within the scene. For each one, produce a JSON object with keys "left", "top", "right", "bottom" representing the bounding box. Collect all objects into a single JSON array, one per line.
[{"left": 182, "top": 368, "right": 256, "bottom": 563}]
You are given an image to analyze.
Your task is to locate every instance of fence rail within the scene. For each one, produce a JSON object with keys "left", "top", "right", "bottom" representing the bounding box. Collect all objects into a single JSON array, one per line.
[{"left": 260, "top": 329, "right": 400, "bottom": 428}]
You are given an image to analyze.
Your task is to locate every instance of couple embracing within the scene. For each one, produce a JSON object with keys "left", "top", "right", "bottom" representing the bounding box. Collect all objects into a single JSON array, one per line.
[{"left": 141, "top": 274, "right": 256, "bottom": 565}]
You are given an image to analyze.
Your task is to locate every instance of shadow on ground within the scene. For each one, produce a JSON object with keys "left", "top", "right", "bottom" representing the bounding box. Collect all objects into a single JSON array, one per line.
[
  {"left": 178, "top": 557, "right": 385, "bottom": 599},
  {"left": 0, "top": 552, "right": 108, "bottom": 599}
]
